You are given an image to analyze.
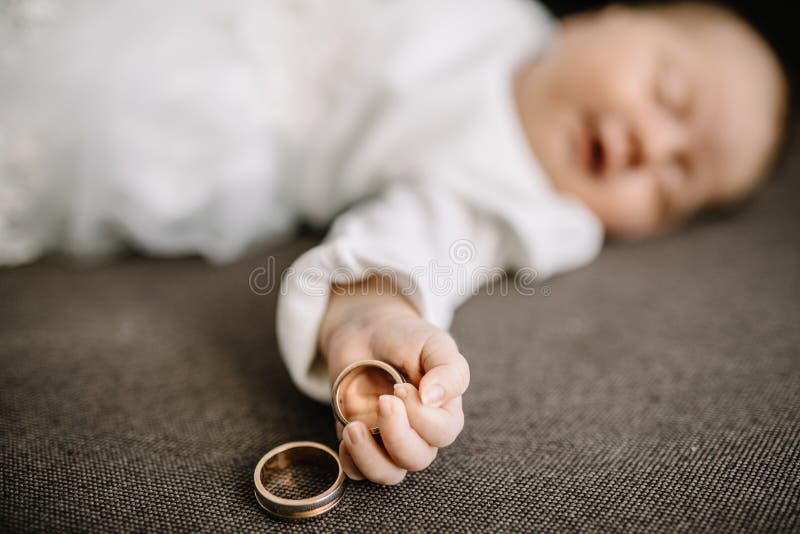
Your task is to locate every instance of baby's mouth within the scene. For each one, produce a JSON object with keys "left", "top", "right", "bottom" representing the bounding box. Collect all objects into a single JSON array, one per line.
[{"left": 582, "top": 114, "right": 605, "bottom": 177}]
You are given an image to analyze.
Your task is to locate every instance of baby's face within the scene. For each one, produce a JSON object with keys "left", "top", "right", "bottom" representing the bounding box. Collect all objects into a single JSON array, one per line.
[{"left": 517, "top": 4, "right": 785, "bottom": 238}]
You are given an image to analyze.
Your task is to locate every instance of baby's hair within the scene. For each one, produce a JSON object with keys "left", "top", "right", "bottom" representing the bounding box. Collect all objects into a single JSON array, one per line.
[{"left": 639, "top": 1, "right": 792, "bottom": 208}]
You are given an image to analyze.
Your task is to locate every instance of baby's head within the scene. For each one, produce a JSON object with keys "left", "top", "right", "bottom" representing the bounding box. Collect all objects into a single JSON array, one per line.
[{"left": 517, "top": 2, "right": 789, "bottom": 238}]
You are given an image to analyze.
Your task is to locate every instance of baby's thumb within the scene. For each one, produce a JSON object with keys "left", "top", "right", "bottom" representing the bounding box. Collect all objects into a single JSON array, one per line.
[{"left": 418, "top": 338, "right": 470, "bottom": 408}]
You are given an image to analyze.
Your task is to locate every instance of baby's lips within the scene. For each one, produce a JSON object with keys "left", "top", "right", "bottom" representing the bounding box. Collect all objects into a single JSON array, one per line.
[
  {"left": 575, "top": 113, "right": 596, "bottom": 175},
  {"left": 595, "top": 114, "right": 633, "bottom": 176}
]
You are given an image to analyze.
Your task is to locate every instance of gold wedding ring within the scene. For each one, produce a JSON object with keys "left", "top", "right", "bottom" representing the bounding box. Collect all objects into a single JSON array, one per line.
[
  {"left": 253, "top": 441, "right": 346, "bottom": 519},
  {"left": 331, "top": 359, "right": 406, "bottom": 435},
  {"left": 254, "top": 361, "right": 404, "bottom": 518}
]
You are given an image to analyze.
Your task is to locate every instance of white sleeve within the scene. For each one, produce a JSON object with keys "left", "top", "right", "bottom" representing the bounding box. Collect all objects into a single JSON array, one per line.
[{"left": 275, "top": 181, "right": 507, "bottom": 403}]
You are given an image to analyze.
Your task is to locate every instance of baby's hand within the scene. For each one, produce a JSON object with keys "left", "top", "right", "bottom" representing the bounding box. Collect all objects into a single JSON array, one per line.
[{"left": 318, "top": 276, "right": 469, "bottom": 485}]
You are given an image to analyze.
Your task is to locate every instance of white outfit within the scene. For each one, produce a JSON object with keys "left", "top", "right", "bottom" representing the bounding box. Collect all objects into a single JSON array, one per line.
[{"left": 0, "top": 0, "right": 604, "bottom": 402}]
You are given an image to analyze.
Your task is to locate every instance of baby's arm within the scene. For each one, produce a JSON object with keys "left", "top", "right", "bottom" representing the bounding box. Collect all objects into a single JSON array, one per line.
[
  {"left": 277, "top": 181, "right": 510, "bottom": 483},
  {"left": 318, "top": 274, "right": 469, "bottom": 484}
]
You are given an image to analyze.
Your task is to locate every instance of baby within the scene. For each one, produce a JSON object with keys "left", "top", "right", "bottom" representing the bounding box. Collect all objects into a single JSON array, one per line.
[
  {"left": 293, "top": 1, "right": 789, "bottom": 485},
  {"left": 0, "top": 1, "right": 788, "bottom": 485}
]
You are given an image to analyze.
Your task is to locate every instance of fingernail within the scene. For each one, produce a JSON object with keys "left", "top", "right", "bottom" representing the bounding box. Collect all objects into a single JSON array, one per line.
[
  {"left": 379, "top": 395, "right": 393, "bottom": 417},
  {"left": 344, "top": 469, "right": 364, "bottom": 481},
  {"left": 393, "top": 383, "right": 408, "bottom": 400},
  {"left": 346, "top": 423, "right": 365, "bottom": 444},
  {"left": 421, "top": 384, "right": 444, "bottom": 406}
]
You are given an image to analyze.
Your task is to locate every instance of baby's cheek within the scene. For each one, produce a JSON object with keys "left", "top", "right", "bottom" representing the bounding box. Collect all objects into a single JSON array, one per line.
[
  {"left": 599, "top": 176, "right": 663, "bottom": 237},
  {"left": 557, "top": 25, "right": 654, "bottom": 111}
]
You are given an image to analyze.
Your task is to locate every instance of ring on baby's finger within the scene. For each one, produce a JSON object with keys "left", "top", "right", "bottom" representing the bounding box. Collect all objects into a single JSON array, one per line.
[
  {"left": 331, "top": 359, "right": 406, "bottom": 435},
  {"left": 254, "top": 441, "right": 346, "bottom": 519}
]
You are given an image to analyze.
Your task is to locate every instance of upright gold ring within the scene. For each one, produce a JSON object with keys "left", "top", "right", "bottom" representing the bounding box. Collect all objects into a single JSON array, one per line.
[
  {"left": 331, "top": 359, "right": 406, "bottom": 435},
  {"left": 253, "top": 441, "right": 346, "bottom": 519}
]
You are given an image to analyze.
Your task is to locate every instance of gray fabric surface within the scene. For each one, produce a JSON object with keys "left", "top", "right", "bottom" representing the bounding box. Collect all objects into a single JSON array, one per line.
[{"left": 2, "top": 125, "right": 799, "bottom": 532}]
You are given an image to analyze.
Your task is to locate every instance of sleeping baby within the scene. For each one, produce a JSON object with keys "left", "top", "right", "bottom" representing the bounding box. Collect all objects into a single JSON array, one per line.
[{"left": 0, "top": 0, "right": 788, "bottom": 484}]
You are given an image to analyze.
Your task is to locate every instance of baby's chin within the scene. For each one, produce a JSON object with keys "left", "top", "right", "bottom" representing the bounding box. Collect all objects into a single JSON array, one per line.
[
  {"left": 599, "top": 205, "right": 681, "bottom": 240},
  {"left": 546, "top": 173, "right": 670, "bottom": 240}
]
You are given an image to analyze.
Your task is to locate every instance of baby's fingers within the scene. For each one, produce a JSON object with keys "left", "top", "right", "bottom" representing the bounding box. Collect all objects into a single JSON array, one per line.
[
  {"left": 378, "top": 395, "right": 437, "bottom": 472},
  {"left": 338, "top": 440, "right": 364, "bottom": 480},
  {"left": 419, "top": 333, "right": 470, "bottom": 408},
  {"left": 343, "top": 422, "right": 406, "bottom": 485},
  {"left": 393, "top": 383, "right": 464, "bottom": 447}
]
